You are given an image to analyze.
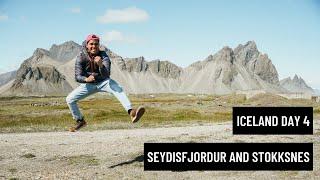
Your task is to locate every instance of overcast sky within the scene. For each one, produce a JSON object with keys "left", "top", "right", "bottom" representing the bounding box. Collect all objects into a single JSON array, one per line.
[{"left": 0, "top": 0, "right": 319, "bottom": 89}]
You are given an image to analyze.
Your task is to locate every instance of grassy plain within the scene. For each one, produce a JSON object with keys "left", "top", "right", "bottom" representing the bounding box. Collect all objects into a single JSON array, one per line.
[{"left": 0, "top": 93, "right": 319, "bottom": 133}]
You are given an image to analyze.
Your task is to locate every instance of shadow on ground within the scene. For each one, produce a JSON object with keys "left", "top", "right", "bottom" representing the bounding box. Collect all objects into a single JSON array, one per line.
[{"left": 109, "top": 154, "right": 144, "bottom": 168}]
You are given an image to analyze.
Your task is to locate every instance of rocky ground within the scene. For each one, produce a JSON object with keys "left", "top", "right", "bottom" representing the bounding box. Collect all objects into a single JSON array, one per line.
[{"left": 0, "top": 121, "right": 319, "bottom": 180}]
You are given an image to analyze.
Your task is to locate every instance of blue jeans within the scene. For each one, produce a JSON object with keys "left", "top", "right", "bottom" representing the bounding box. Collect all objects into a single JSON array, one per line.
[{"left": 66, "top": 78, "right": 132, "bottom": 121}]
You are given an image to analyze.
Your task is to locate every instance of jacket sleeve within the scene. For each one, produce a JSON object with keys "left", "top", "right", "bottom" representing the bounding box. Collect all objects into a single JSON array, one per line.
[
  {"left": 95, "top": 51, "right": 111, "bottom": 81},
  {"left": 75, "top": 54, "right": 87, "bottom": 83}
]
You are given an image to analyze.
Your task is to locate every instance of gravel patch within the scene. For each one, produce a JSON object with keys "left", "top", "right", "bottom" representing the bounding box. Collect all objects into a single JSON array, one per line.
[{"left": 0, "top": 121, "right": 319, "bottom": 179}]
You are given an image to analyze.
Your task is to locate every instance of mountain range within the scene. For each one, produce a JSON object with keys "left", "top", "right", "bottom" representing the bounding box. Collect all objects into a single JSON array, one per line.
[
  {"left": 0, "top": 41, "right": 316, "bottom": 96},
  {"left": 280, "top": 75, "right": 314, "bottom": 94}
]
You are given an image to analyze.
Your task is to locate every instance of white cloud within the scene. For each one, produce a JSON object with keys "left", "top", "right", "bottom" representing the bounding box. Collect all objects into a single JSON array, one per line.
[
  {"left": 70, "top": 7, "right": 81, "bottom": 13},
  {"left": 101, "top": 30, "right": 140, "bottom": 44},
  {"left": 0, "top": 15, "right": 8, "bottom": 21},
  {"left": 97, "top": 7, "right": 149, "bottom": 24}
]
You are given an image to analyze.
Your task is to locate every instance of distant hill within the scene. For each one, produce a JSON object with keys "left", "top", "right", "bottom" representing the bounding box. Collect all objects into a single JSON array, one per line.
[
  {"left": 0, "top": 70, "right": 16, "bottom": 86},
  {"left": 280, "top": 75, "right": 314, "bottom": 94}
]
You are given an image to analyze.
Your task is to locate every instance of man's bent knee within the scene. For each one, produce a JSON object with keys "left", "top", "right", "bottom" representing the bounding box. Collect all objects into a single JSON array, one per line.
[
  {"left": 66, "top": 94, "right": 77, "bottom": 104},
  {"left": 109, "top": 79, "right": 123, "bottom": 93}
]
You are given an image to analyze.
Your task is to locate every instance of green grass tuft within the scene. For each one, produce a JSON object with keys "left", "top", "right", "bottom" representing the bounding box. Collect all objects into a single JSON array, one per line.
[{"left": 21, "top": 153, "right": 36, "bottom": 158}]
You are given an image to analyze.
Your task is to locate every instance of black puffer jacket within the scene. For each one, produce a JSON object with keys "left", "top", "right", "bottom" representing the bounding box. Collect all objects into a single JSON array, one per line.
[{"left": 75, "top": 41, "right": 111, "bottom": 83}]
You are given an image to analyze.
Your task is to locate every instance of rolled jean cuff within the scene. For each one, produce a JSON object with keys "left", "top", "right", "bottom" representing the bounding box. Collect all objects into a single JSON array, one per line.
[
  {"left": 125, "top": 105, "right": 132, "bottom": 112},
  {"left": 74, "top": 115, "right": 83, "bottom": 121}
]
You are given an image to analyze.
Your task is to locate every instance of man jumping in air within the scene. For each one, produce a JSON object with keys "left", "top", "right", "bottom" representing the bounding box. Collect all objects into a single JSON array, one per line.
[{"left": 66, "top": 34, "right": 145, "bottom": 132}]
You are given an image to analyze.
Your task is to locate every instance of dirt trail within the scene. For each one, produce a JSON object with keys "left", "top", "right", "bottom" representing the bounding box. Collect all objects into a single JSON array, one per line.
[{"left": 0, "top": 122, "right": 319, "bottom": 179}]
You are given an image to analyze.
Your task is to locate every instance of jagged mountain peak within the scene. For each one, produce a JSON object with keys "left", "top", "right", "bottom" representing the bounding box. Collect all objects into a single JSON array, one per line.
[
  {"left": 293, "top": 74, "right": 300, "bottom": 81},
  {"left": 50, "top": 40, "right": 79, "bottom": 49},
  {"left": 234, "top": 40, "right": 259, "bottom": 62},
  {"left": 189, "top": 41, "right": 269, "bottom": 75},
  {"left": 213, "top": 46, "right": 235, "bottom": 63},
  {"left": 280, "top": 75, "right": 313, "bottom": 94},
  {"left": 244, "top": 40, "right": 257, "bottom": 49},
  {"left": 222, "top": 46, "right": 233, "bottom": 51},
  {"left": 205, "top": 55, "right": 214, "bottom": 61},
  {"left": 234, "top": 40, "right": 257, "bottom": 52},
  {"left": 49, "top": 41, "right": 81, "bottom": 62},
  {"left": 33, "top": 48, "right": 50, "bottom": 58},
  {"left": 25, "top": 48, "right": 53, "bottom": 66},
  {"left": 292, "top": 75, "right": 309, "bottom": 86}
]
